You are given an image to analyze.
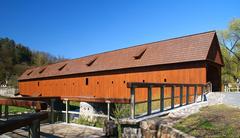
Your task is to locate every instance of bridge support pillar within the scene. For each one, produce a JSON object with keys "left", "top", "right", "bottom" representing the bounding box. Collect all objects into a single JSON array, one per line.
[
  {"left": 4, "top": 105, "right": 8, "bottom": 119},
  {"left": 65, "top": 99, "right": 69, "bottom": 123},
  {"left": 50, "top": 99, "right": 55, "bottom": 124},
  {"left": 0, "top": 105, "right": 2, "bottom": 118},
  {"left": 106, "top": 100, "right": 110, "bottom": 120}
]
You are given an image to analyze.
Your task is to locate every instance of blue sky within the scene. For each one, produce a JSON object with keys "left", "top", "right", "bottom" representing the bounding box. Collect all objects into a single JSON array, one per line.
[{"left": 0, "top": 0, "right": 239, "bottom": 59}]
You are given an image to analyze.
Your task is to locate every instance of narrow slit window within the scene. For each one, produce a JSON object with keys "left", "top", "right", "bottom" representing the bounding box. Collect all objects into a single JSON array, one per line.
[
  {"left": 27, "top": 70, "right": 33, "bottom": 76},
  {"left": 86, "top": 57, "right": 97, "bottom": 66},
  {"left": 58, "top": 63, "right": 67, "bottom": 71},
  {"left": 85, "top": 78, "right": 89, "bottom": 85},
  {"left": 39, "top": 67, "right": 46, "bottom": 74},
  {"left": 134, "top": 48, "right": 147, "bottom": 60}
]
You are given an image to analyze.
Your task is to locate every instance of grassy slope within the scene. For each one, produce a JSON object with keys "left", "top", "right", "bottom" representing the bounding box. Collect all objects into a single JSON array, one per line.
[
  {"left": 174, "top": 104, "right": 240, "bottom": 137},
  {"left": 1, "top": 105, "right": 32, "bottom": 113}
]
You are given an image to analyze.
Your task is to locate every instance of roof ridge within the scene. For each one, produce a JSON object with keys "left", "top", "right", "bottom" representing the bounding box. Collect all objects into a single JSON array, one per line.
[
  {"left": 28, "top": 30, "right": 216, "bottom": 70},
  {"left": 71, "top": 30, "right": 216, "bottom": 60}
]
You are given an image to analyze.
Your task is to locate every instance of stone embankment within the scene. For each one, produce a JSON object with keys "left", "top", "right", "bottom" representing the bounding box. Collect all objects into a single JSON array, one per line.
[{"left": 121, "top": 92, "right": 240, "bottom": 138}]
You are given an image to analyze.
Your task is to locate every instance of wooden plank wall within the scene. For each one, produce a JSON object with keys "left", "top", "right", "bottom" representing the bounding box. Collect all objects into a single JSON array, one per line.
[{"left": 19, "top": 65, "right": 206, "bottom": 102}]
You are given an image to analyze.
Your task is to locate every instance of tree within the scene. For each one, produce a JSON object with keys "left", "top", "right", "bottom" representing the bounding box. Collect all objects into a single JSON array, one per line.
[
  {"left": 0, "top": 37, "right": 65, "bottom": 87},
  {"left": 218, "top": 18, "right": 240, "bottom": 83}
]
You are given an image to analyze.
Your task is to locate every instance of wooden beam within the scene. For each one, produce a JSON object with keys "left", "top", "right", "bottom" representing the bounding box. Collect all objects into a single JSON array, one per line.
[
  {"left": 127, "top": 82, "right": 206, "bottom": 88},
  {"left": 186, "top": 86, "right": 189, "bottom": 105},
  {"left": 160, "top": 86, "right": 165, "bottom": 112},
  {"left": 11, "top": 96, "right": 60, "bottom": 101},
  {"left": 61, "top": 96, "right": 130, "bottom": 104},
  {"left": 0, "top": 98, "right": 47, "bottom": 111},
  {"left": 0, "top": 112, "right": 48, "bottom": 134},
  {"left": 130, "top": 87, "right": 135, "bottom": 119},
  {"left": 147, "top": 86, "right": 152, "bottom": 115},
  {"left": 171, "top": 86, "right": 175, "bottom": 109},
  {"left": 180, "top": 85, "right": 183, "bottom": 106},
  {"left": 194, "top": 85, "right": 197, "bottom": 102}
]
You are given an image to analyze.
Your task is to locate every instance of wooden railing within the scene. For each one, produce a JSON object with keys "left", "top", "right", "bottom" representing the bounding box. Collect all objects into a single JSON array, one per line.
[{"left": 127, "top": 82, "right": 211, "bottom": 119}]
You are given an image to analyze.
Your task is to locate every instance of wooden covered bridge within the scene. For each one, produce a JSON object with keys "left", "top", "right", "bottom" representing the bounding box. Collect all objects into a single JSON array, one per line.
[
  {"left": 0, "top": 31, "right": 224, "bottom": 136},
  {"left": 18, "top": 31, "right": 223, "bottom": 101}
]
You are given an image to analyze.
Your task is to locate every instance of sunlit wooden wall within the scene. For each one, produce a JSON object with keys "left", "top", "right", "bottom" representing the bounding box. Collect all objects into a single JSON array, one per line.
[{"left": 19, "top": 62, "right": 207, "bottom": 102}]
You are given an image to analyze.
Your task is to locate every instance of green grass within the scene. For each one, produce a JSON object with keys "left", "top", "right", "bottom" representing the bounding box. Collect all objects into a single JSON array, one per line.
[
  {"left": 1, "top": 105, "right": 32, "bottom": 113},
  {"left": 174, "top": 104, "right": 240, "bottom": 137},
  {"left": 135, "top": 99, "right": 172, "bottom": 116},
  {"left": 72, "top": 116, "right": 106, "bottom": 128}
]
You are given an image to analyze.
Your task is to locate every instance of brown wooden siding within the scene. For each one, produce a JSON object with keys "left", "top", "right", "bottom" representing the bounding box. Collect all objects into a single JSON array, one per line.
[{"left": 19, "top": 63, "right": 207, "bottom": 102}]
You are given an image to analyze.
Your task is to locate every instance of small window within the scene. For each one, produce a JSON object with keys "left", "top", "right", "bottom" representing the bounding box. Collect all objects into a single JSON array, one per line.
[
  {"left": 58, "top": 63, "right": 67, "bottom": 71},
  {"left": 164, "top": 78, "right": 167, "bottom": 82},
  {"left": 143, "top": 80, "right": 145, "bottom": 83},
  {"left": 85, "top": 78, "right": 89, "bottom": 85},
  {"left": 27, "top": 70, "right": 33, "bottom": 76},
  {"left": 38, "top": 82, "right": 40, "bottom": 86},
  {"left": 112, "top": 81, "right": 114, "bottom": 84},
  {"left": 97, "top": 81, "right": 99, "bottom": 84},
  {"left": 123, "top": 81, "right": 126, "bottom": 84},
  {"left": 86, "top": 57, "right": 97, "bottom": 66},
  {"left": 39, "top": 67, "right": 46, "bottom": 74},
  {"left": 134, "top": 48, "right": 147, "bottom": 60}
]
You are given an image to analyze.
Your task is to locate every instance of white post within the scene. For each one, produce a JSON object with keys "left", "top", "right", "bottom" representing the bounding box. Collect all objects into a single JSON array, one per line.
[
  {"left": 106, "top": 101, "right": 110, "bottom": 121},
  {"left": 65, "top": 99, "right": 69, "bottom": 123}
]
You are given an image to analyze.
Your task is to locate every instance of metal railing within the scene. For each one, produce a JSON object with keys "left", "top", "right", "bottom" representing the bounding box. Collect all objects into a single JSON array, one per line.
[
  {"left": 127, "top": 82, "right": 211, "bottom": 119},
  {"left": 224, "top": 83, "right": 240, "bottom": 92}
]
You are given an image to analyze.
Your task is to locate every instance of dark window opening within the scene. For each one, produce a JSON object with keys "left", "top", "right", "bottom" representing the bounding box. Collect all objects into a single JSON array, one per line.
[
  {"left": 134, "top": 48, "right": 147, "bottom": 60},
  {"left": 86, "top": 57, "right": 97, "bottom": 66},
  {"left": 112, "top": 81, "right": 114, "bottom": 84},
  {"left": 39, "top": 67, "right": 46, "bottom": 74},
  {"left": 97, "top": 81, "right": 99, "bottom": 84},
  {"left": 143, "top": 80, "right": 145, "bottom": 83},
  {"left": 38, "top": 82, "right": 40, "bottom": 86},
  {"left": 164, "top": 78, "right": 167, "bottom": 82},
  {"left": 123, "top": 81, "right": 126, "bottom": 84},
  {"left": 86, "top": 78, "right": 89, "bottom": 85},
  {"left": 58, "top": 63, "right": 67, "bottom": 71},
  {"left": 27, "top": 70, "right": 33, "bottom": 76}
]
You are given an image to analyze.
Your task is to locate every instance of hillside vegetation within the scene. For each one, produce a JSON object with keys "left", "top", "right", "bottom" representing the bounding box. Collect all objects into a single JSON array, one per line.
[{"left": 0, "top": 38, "right": 64, "bottom": 87}]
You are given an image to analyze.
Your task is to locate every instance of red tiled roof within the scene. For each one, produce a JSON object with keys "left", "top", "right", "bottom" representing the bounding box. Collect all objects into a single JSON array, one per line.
[{"left": 19, "top": 31, "right": 219, "bottom": 80}]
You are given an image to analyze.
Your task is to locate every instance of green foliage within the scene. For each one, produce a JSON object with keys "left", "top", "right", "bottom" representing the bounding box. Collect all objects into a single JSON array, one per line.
[
  {"left": 113, "top": 104, "right": 130, "bottom": 138},
  {"left": 72, "top": 116, "right": 106, "bottom": 128},
  {"left": 218, "top": 18, "right": 240, "bottom": 83},
  {"left": 0, "top": 37, "right": 64, "bottom": 87},
  {"left": 1, "top": 105, "right": 33, "bottom": 113}
]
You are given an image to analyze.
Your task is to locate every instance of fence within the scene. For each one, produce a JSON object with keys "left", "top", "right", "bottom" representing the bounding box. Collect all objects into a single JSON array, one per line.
[
  {"left": 224, "top": 83, "right": 240, "bottom": 92},
  {"left": 127, "top": 82, "right": 211, "bottom": 119}
]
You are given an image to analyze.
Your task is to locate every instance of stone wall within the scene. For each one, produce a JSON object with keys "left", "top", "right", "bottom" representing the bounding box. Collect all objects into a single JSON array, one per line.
[
  {"left": 108, "top": 92, "right": 240, "bottom": 138},
  {"left": 0, "top": 87, "right": 18, "bottom": 97}
]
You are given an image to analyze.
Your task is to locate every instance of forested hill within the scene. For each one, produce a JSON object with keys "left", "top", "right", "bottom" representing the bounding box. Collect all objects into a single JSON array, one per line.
[{"left": 0, "top": 37, "right": 64, "bottom": 87}]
